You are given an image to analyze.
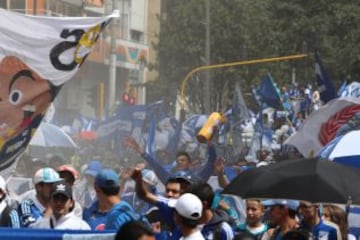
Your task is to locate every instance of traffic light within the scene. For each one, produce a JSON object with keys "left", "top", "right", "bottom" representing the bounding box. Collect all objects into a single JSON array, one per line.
[{"left": 122, "top": 92, "right": 136, "bottom": 105}]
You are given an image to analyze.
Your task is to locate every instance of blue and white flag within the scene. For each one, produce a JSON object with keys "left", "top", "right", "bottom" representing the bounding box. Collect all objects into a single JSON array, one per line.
[
  {"left": 315, "top": 51, "right": 337, "bottom": 103},
  {"left": 254, "top": 74, "right": 283, "bottom": 110}
]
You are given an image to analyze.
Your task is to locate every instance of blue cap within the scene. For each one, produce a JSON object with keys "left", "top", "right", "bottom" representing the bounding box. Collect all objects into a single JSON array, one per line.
[
  {"left": 85, "top": 160, "right": 103, "bottom": 177},
  {"left": 173, "top": 170, "right": 199, "bottom": 184},
  {"left": 95, "top": 169, "right": 119, "bottom": 188},
  {"left": 262, "top": 199, "right": 299, "bottom": 211}
]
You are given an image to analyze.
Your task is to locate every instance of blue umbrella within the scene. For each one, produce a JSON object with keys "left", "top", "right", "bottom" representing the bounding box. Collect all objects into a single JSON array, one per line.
[{"left": 30, "top": 122, "right": 78, "bottom": 148}]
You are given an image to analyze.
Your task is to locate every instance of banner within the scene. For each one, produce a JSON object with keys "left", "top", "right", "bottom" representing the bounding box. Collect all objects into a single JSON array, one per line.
[
  {"left": 0, "top": 8, "right": 114, "bottom": 176},
  {"left": 285, "top": 97, "right": 360, "bottom": 157}
]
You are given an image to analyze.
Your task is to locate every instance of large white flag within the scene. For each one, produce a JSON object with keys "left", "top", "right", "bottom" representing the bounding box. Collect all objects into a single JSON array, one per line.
[
  {"left": 285, "top": 97, "right": 360, "bottom": 158},
  {"left": 0, "top": 8, "right": 114, "bottom": 176}
]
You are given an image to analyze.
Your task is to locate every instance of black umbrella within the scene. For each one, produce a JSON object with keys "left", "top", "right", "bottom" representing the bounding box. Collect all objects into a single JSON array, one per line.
[{"left": 222, "top": 158, "right": 360, "bottom": 205}]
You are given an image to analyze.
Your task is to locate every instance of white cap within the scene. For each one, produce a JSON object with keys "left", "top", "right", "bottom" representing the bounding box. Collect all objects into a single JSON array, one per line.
[
  {"left": 142, "top": 169, "right": 158, "bottom": 186},
  {"left": 170, "top": 193, "right": 203, "bottom": 220},
  {"left": 33, "top": 168, "right": 62, "bottom": 184},
  {"left": 0, "top": 176, "right": 6, "bottom": 192}
]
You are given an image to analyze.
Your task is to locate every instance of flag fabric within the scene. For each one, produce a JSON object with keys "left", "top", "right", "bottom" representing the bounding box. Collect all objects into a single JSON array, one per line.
[
  {"left": 340, "top": 81, "right": 360, "bottom": 98},
  {"left": 0, "top": 9, "right": 113, "bottom": 176},
  {"left": 315, "top": 51, "right": 337, "bottom": 103},
  {"left": 145, "top": 111, "right": 156, "bottom": 156},
  {"left": 337, "top": 80, "right": 348, "bottom": 97},
  {"left": 285, "top": 97, "right": 360, "bottom": 158},
  {"left": 255, "top": 74, "right": 283, "bottom": 110}
]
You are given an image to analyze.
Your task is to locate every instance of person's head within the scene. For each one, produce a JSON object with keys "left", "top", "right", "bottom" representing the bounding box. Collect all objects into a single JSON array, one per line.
[
  {"left": 185, "top": 182, "right": 214, "bottom": 211},
  {"left": 298, "top": 201, "right": 319, "bottom": 224},
  {"left": 246, "top": 199, "right": 265, "bottom": 227},
  {"left": 115, "top": 220, "right": 155, "bottom": 240},
  {"left": 164, "top": 178, "right": 182, "bottom": 199},
  {"left": 33, "top": 167, "right": 63, "bottom": 203},
  {"left": 94, "top": 169, "right": 120, "bottom": 197},
  {"left": 84, "top": 160, "right": 103, "bottom": 186},
  {"left": 47, "top": 153, "right": 65, "bottom": 169},
  {"left": 176, "top": 151, "right": 191, "bottom": 170},
  {"left": 323, "top": 204, "right": 348, "bottom": 240},
  {"left": 57, "top": 165, "right": 79, "bottom": 186},
  {"left": 263, "top": 199, "right": 299, "bottom": 225},
  {"left": 50, "top": 180, "right": 74, "bottom": 220},
  {"left": 282, "top": 229, "right": 312, "bottom": 240},
  {"left": 171, "top": 193, "right": 203, "bottom": 229},
  {"left": 234, "top": 232, "right": 257, "bottom": 240}
]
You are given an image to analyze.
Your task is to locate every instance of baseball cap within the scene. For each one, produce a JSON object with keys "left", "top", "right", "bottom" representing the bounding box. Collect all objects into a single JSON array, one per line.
[
  {"left": 95, "top": 169, "right": 119, "bottom": 188},
  {"left": 262, "top": 199, "right": 299, "bottom": 211},
  {"left": 51, "top": 180, "right": 72, "bottom": 199},
  {"left": 173, "top": 171, "right": 198, "bottom": 184},
  {"left": 169, "top": 193, "right": 203, "bottom": 220},
  {"left": 33, "top": 167, "right": 63, "bottom": 184},
  {"left": 142, "top": 169, "right": 158, "bottom": 187},
  {"left": 84, "top": 160, "right": 103, "bottom": 177},
  {"left": 57, "top": 165, "right": 79, "bottom": 180}
]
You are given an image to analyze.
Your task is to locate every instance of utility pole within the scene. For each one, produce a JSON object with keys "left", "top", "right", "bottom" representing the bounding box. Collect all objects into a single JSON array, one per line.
[
  {"left": 108, "top": 0, "right": 119, "bottom": 115},
  {"left": 204, "top": 0, "right": 211, "bottom": 114}
]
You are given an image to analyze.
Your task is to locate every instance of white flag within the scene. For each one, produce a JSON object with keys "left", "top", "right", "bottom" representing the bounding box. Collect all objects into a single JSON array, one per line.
[{"left": 0, "top": 8, "right": 114, "bottom": 176}]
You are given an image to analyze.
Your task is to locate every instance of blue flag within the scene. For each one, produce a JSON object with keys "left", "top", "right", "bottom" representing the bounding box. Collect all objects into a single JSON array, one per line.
[
  {"left": 337, "top": 80, "right": 347, "bottom": 97},
  {"left": 256, "top": 73, "right": 283, "bottom": 110},
  {"left": 315, "top": 51, "right": 337, "bottom": 103}
]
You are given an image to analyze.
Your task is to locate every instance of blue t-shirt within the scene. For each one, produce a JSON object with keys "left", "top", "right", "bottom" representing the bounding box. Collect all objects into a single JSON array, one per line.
[
  {"left": 82, "top": 201, "right": 108, "bottom": 230},
  {"left": 301, "top": 219, "right": 339, "bottom": 240}
]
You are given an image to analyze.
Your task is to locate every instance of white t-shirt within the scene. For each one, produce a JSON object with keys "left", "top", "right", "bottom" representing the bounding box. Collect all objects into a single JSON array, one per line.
[
  {"left": 180, "top": 230, "right": 205, "bottom": 240},
  {"left": 35, "top": 211, "right": 90, "bottom": 230}
]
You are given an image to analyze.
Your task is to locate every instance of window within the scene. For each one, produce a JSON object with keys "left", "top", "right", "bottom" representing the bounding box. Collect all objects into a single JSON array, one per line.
[{"left": 130, "top": 30, "right": 143, "bottom": 43}]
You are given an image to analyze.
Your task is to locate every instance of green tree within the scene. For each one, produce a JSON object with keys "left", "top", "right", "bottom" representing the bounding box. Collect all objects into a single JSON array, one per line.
[{"left": 151, "top": 0, "right": 360, "bottom": 114}]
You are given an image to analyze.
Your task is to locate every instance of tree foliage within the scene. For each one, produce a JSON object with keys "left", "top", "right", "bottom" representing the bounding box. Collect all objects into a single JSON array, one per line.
[{"left": 149, "top": 0, "right": 360, "bottom": 114}]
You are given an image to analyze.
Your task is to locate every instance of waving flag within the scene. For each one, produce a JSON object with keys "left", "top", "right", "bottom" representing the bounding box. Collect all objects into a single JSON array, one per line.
[
  {"left": 315, "top": 51, "right": 337, "bottom": 103},
  {"left": 0, "top": 9, "right": 114, "bottom": 176},
  {"left": 255, "top": 74, "right": 283, "bottom": 110}
]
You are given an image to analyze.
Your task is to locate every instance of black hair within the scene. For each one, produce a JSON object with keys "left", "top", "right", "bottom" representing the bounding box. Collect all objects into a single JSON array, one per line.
[
  {"left": 115, "top": 220, "right": 154, "bottom": 240},
  {"left": 185, "top": 182, "right": 214, "bottom": 209},
  {"left": 176, "top": 151, "right": 191, "bottom": 161},
  {"left": 175, "top": 210, "right": 199, "bottom": 228},
  {"left": 98, "top": 185, "right": 120, "bottom": 196},
  {"left": 282, "top": 229, "right": 312, "bottom": 240},
  {"left": 234, "top": 232, "right": 257, "bottom": 240},
  {"left": 166, "top": 177, "right": 190, "bottom": 192}
]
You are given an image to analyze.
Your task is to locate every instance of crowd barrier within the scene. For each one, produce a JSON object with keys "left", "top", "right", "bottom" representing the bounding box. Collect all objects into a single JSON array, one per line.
[{"left": 0, "top": 227, "right": 116, "bottom": 240}]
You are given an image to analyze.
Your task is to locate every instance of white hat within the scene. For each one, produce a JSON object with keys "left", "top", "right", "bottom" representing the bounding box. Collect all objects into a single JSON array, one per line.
[
  {"left": 33, "top": 168, "right": 62, "bottom": 184},
  {"left": 0, "top": 176, "right": 6, "bottom": 192},
  {"left": 170, "top": 193, "right": 203, "bottom": 220},
  {"left": 142, "top": 169, "right": 158, "bottom": 186}
]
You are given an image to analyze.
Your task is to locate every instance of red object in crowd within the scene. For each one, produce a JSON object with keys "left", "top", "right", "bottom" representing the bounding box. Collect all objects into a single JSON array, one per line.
[{"left": 78, "top": 131, "right": 97, "bottom": 140}]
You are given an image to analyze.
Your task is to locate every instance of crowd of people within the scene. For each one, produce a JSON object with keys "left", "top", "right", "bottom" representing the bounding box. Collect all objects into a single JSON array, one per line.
[
  {"left": 0, "top": 83, "right": 355, "bottom": 239},
  {"left": 0, "top": 137, "right": 354, "bottom": 240}
]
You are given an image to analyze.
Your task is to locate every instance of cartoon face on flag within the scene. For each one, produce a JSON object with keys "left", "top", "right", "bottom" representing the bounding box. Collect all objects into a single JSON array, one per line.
[{"left": 0, "top": 9, "right": 115, "bottom": 176}]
